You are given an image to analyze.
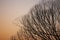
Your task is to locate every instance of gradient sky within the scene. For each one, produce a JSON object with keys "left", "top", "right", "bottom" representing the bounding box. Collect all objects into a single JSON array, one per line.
[{"left": 0, "top": 0, "right": 41, "bottom": 40}]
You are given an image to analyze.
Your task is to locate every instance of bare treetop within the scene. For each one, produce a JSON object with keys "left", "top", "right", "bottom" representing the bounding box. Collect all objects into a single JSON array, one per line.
[{"left": 10, "top": 0, "right": 60, "bottom": 40}]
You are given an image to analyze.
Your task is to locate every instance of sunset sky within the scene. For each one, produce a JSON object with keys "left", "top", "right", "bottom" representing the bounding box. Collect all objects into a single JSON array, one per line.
[{"left": 0, "top": 0, "right": 41, "bottom": 40}]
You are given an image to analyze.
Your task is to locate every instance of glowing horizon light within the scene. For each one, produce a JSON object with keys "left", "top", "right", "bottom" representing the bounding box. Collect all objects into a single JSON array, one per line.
[{"left": 0, "top": 0, "right": 40, "bottom": 40}]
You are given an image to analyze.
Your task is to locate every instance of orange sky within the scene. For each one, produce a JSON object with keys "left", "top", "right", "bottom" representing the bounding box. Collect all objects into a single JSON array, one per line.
[{"left": 0, "top": 0, "right": 40, "bottom": 40}]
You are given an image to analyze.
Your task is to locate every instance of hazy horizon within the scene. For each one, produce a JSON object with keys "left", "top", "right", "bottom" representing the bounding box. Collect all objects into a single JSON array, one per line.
[{"left": 0, "top": 0, "right": 41, "bottom": 40}]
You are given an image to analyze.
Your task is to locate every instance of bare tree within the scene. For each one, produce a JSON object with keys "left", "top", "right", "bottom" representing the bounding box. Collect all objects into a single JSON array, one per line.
[
  {"left": 10, "top": 0, "right": 60, "bottom": 40},
  {"left": 19, "top": 0, "right": 60, "bottom": 40}
]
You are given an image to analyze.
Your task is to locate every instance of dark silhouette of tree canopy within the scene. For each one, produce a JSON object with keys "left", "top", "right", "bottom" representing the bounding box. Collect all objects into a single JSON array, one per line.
[
  {"left": 20, "top": 0, "right": 60, "bottom": 40},
  {"left": 10, "top": 0, "right": 60, "bottom": 40}
]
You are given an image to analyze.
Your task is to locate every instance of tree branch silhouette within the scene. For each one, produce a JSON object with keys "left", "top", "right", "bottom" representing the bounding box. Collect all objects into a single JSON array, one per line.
[{"left": 10, "top": 0, "right": 60, "bottom": 40}]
